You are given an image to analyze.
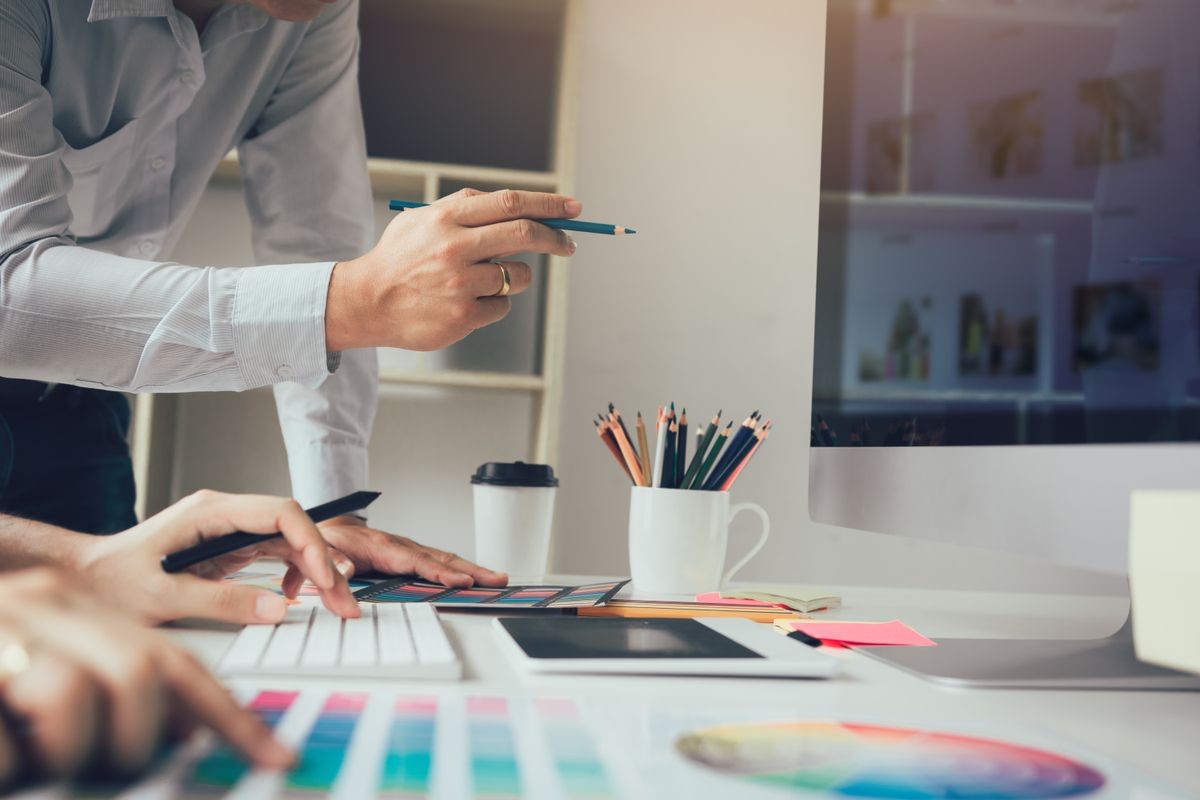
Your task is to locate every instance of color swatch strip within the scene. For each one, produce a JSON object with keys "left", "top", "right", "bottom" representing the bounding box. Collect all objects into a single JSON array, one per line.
[
  {"left": 468, "top": 697, "right": 523, "bottom": 799},
  {"left": 378, "top": 696, "right": 438, "bottom": 798},
  {"left": 537, "top": 698, "right": 616, "bottom": 799},
  {"left": 285, "top": 692, "right": 368, "bottom": 794},
  {"left": 189, "top": 690, "right": 298, "bottom": 791}
]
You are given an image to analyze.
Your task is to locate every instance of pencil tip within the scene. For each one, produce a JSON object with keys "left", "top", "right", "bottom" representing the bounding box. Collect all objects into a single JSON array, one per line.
[
  {"left": 625, "top": 228, "right": 637, "bottom": 235},
  {"left": 670, "top": 401, "right": 675, "bottom": 410}
]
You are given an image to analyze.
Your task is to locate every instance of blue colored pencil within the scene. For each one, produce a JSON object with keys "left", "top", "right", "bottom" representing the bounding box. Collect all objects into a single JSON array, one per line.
[{"left": 388, "top": 199, "right": 636, "bottom": 235}]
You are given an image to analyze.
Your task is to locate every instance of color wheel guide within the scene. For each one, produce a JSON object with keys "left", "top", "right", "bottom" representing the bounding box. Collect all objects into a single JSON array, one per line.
[{"left": 81, "top": 688, "right": 1184, "bottom": 800}]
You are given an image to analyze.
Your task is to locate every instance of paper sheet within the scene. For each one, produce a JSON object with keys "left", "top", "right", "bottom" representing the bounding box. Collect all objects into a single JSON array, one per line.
[{"left": 777, "top": 619, "right": 936, "bottom": 647}]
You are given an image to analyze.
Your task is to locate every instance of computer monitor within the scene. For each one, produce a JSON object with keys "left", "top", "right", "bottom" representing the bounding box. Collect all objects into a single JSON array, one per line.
[{"left": 809, "top": 0, "right": 1200, "bottom": 689}]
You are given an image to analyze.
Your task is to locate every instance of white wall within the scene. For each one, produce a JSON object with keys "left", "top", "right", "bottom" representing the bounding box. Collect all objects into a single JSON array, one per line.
[
  {"left": 550, "top": 0, "right": 1124, "bottom": 596},
  {"left": 168, "top": 1, "right": 1123, "bottom": 596}
]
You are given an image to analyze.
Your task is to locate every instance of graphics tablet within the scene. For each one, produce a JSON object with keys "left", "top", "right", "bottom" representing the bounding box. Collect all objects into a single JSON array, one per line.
[{"left": 493, "top": 617, "right": 839, "bottom": 678}]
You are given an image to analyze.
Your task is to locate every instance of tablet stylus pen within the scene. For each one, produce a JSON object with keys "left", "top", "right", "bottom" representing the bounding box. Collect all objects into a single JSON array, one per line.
[
  {"left": 387, "top": 200, "right": 637, "bottom": 235},
  {"left": 160, "top": 490, "right": 381, "bottom": 573}
]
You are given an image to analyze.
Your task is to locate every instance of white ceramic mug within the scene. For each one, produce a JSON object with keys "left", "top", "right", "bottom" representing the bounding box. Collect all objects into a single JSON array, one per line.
[{"left": 627, "top": 486, "right": 770, "bottom": 596}]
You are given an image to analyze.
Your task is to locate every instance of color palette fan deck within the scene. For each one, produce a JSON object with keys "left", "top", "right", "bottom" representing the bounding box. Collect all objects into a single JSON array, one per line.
[{"left": 676, "top": 720, "right": 1105, "bottom": 799}]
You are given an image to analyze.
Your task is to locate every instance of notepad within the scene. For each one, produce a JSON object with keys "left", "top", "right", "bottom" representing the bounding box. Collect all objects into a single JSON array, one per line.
[
  {"left": 354, "top": 579, "right": 628, "bottom": 608},
  {"left": 775, "top": 619, "right": 936, "bottom": 648},
  {"left": 697, "top": 586, "right": 841, "bottom": 613}
]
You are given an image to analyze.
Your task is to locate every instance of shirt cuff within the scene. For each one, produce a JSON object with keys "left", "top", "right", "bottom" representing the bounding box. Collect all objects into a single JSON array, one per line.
[
  {"left": 286, "top": 440, "right": 371, "bottom": 514},
  {"left": 232, "top": 262, "right": 335, "bottom": 388}
]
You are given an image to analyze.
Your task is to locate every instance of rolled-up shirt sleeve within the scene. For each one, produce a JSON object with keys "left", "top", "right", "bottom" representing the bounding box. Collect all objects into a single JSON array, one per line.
[
  {"left": 0, "top": 1, "right": 335, "bottom": 394},
  {"left": 239, "top": 0, "right": 378, "bottom": 508}
]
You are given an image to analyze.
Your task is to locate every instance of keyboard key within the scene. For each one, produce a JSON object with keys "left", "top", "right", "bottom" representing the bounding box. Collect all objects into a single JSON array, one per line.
[
  {"left": 220, "top": 623, "right": 273, "bottom": 672},
  {"left": 406, "top": 603, "right": 456, "bottom": 665},
  {"left": 301, "top": 606, "right": 342, "bottom": 668},
  {"left": 260, "top": 605, "right": 313, "bottom": 670},
  {"left": 377, "top": 604, "right": 417, "bottom": 666},
  {"left": 341, "top": 606, "right": 378, "bottom": 667}
]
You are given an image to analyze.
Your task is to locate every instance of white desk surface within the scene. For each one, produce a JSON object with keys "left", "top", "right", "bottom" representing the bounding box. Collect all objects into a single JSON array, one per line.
[{"left": 170, "top": 580, "right": 1200, "bottom": 796}]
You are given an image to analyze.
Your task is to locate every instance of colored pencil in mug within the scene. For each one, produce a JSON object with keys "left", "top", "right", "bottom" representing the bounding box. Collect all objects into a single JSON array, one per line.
[
  {"left": 681, "top": 410, "right": 720, "bottom": 489},
  {"left": 721, "top": 422, "right": 770, "bottom": 491},
  {"left": 708, "top": 412, "right": 758, "bottom": 485},
  {"left": 690, "top": 421, "right": 732, "bottom": 490},
  {"left": 609, "top": 403, "right": 638, "bottom": 470},
  {"left": 675, "top": 409, "right": 689, "bottom": 490},
  {"left": 635, "top": 412, "right": 652, "bottom": 480},
  {"left": 609, "top": 413, "right": 645, "bottom": 486},
  {"left": 651, "top": 405, "right": 667, "bottom": 488},
  {"left": 388, "top": 200, "right": 636, "bottom": 235},
  {"left": 596, "top": 420, "right": 633, "bottom": 483},
  {"left": 662, "top": 412, "right": 678, "bottom": 489},
  {"left": 705, "top": 419, "right": 765, "bottom": 491}
]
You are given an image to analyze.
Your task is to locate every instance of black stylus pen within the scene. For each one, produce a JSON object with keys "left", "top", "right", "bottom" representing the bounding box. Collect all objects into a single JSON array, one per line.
[{"left": 160, "top": 490, "right": 381, "bottom": 573}]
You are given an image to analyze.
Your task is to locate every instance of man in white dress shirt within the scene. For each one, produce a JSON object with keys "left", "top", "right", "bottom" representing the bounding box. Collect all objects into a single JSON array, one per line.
[{"left": 0, "top": 0, "right": 579, "bottom": 581}]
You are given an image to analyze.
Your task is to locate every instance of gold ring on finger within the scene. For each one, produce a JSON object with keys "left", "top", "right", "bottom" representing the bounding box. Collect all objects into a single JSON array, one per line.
[{"left": 492, "top": 261, "right": 512, "bottom": 298}]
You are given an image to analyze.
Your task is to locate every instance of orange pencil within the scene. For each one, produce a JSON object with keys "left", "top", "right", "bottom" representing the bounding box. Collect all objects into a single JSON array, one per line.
[
  {"left": 609, "top": 412, "right": 646, "bottom": 486},
  {"left": 636, "top": 412, "right": 652, "bottom": 479},
  {"left": 596, "top": 420, "right": 633, "bottom": 482}
]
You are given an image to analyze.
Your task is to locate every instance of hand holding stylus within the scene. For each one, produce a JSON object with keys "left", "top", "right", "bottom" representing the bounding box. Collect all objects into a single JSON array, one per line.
[{"left": 73, "top": 490, "right": 360, "bottom": 624}]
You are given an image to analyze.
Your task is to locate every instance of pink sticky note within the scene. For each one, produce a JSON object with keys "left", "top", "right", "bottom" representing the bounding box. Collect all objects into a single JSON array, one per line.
[
  {"left": 785, "top": 620, "right": 936, "bottom": 647},
  {"left": 695, "top": 592, "right": 786, "bottom": 609}
]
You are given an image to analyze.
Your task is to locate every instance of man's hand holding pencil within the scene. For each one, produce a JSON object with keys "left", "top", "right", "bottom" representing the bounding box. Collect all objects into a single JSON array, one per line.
[{"left": 325, "top": 188, "right": 582, "bottom": 352}]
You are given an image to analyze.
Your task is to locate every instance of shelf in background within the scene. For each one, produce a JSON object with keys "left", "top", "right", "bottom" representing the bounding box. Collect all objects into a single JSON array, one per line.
[
  {"left": 378, "top": 369, "right": 546, "bottom": 393},
  {"left": 212, "top": 153, "right": 558, "bottom": 198},
  {"left": 820, "top": 191, "right": 1093, "bottom": 215}
]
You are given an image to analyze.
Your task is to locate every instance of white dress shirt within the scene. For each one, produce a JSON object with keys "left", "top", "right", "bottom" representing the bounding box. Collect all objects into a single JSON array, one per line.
[{"left": 0, "top": 0, "right": 378, "bottom": 508}]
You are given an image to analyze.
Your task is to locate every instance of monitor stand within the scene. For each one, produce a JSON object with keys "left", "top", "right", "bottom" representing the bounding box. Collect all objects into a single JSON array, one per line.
[{"left": 858, "top": 605, "right": 1200, "bottom": 690}]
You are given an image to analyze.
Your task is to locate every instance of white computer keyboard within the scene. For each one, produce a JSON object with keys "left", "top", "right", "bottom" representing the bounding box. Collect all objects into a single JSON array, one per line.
[{"left": 217, "top": 602, "right": 462, "bottom": 680}]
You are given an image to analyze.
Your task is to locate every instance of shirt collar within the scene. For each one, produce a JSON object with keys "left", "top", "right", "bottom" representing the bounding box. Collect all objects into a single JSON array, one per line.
[
  {"left": 87, "top": 0, "right": 174, "bottom": 22},
  {"left": 87, "top": 0, "right": 270, "bottom": 36}
]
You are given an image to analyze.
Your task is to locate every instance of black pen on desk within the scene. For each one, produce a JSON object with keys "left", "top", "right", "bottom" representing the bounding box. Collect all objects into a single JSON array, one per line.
[
  {"left": 787, "top": 629, "right": 823, "bottom": 648},
  {"left": 388, "top": 200, "right": 636, "bottom": 235},
  {"left": 160, "top": 490, "right": 381, "bottom": 573}
]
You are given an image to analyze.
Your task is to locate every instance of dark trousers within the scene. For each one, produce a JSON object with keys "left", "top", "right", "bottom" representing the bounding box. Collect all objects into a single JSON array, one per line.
[{"left": 0, "top": 380, "right": 137, "bottom": 535}]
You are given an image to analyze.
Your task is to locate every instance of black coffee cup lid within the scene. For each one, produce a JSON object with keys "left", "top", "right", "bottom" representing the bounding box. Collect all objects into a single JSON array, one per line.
[{"left": 471, "top": 461, "right": 559, "bottom": 487}]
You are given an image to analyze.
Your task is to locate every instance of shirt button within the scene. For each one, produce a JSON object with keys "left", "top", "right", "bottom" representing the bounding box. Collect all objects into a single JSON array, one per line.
[
  {"left": 179, "top": 69, "right": 196, "bottom": 85},
  {"left": 276, "top": 365, "right": 294, "bottom": 379},
  {"left": 150, "top": 157, "right": 167, "bottom": 171},
  {"left": 139, "top": 240, "right": 154, "bottom": 255}
]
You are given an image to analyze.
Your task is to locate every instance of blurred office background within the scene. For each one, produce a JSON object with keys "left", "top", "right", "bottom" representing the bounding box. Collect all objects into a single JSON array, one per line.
[{"left": 161, "top": 0, "right": 1121, "bottom": 595}]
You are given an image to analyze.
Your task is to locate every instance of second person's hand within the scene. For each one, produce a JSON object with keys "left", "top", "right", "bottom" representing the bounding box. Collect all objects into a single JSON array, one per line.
[
  {"left": 72, "top": 490, "right": 361, "bottom": 625},
  {"left": 325, "top": 188, "right": 581, "bottom": 352},
  {"left": 0, "top": 569, "right": 294, "bottom": 785}
]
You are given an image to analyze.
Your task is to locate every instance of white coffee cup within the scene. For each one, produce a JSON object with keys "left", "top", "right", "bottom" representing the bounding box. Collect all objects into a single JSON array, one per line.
[
  {"left": 627, "top": 486, "right": 770, "bottom": 596},
  {"left": 471, "top": 461, "right": 558, "bottom": 579}
]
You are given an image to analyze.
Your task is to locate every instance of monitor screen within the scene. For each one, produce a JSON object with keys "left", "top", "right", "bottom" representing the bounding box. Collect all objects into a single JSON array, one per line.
[{"left": 813, "top": 0, "right": 1200, "bottom": 448}]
